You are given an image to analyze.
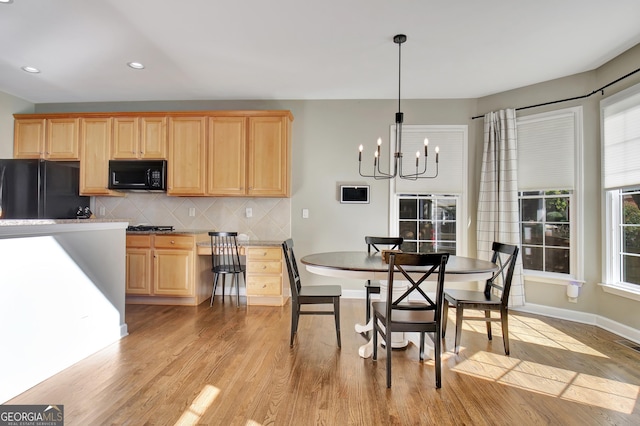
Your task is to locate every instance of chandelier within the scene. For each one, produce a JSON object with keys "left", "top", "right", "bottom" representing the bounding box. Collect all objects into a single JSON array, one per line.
[{"left": 358, "top": 34, "right": 439, "bottom": 180}]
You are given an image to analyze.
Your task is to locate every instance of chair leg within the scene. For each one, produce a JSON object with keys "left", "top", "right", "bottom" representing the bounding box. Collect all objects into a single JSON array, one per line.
[
  {"left": 372, "top": 318, "right": 379, "bottom": 360},
  {"left": 333, "top": 297, "right": 341, "bottom": 348},
  {"left": 221, "top": 275, "right": 226, "bottom": 301},
  {"left": 290, "top": 305, "right": 299, "bottom": 347},
  {"left": 210, "top": 274, "right": 219, "bottom": 306},
  {"left": 386, "top": 324, "right": 393, "bottom": 388},
  {"left": 234, "top": 273, "right": 240, "bottom": 307},
  {"left": 419, "top": 333, "right": 425, "bottom": 361},
  {"left": 441, "top": 299, "right": 449, "bottom": 338},
  {"left": 454, "top": 305, "right": 464, "bottom": 354},
  {"left": 501, "top": 308, "right": 510, "bottom": 355},
  {"left": 434, "top": 329, "right": 442, "bottom": 389},
  {"left": 365, "top": 288, "right": 371, "bottom": 325},
  {"left": 485, "top": 310, "right": 493, "bottom": 340}
]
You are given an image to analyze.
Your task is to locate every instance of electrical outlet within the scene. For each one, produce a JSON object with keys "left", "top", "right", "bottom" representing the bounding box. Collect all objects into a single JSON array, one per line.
[
  {"left": 246, "top": 207, "right": 253, "bottom": 218},
  {"left": 302, "top": 208, "right": 309, "bottom": 219},
  {"left": 99, "top": 206, "right": 105, "bottom": 216},
  {"left": 188, "top": 207, "right": 196, "bottom": 217}
]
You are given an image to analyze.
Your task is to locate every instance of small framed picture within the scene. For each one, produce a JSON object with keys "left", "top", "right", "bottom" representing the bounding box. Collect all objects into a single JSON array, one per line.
[{"left": 340, "top": 185, "right": 369, "bottom": 204}]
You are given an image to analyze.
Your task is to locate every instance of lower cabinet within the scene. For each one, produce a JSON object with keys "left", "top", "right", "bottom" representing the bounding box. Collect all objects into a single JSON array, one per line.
[
  {"left": 245, "top": 246, "right": 288, "bottom": 306},
  {"left": 126, "top": 233, "right": 210, "bottom": 305}
]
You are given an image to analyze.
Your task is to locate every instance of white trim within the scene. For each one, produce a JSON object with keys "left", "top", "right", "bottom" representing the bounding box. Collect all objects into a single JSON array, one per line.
[
  {"left": 524, "top": 273, "right": 584, "bottom": 286},
  {"left": 513, "top": 303, "right": 640, "bottom": 345},
  {"left": 598, "top": 282, "right": 640, "bottom": 302},
  {"left": 0, "top": 220, "right": 128, "bottom": 239}
]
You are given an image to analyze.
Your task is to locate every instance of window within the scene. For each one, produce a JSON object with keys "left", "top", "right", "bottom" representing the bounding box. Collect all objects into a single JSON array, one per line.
[
  {"left": 519, "top": 190, "right": 571, "bottom": 274},
  {"left": 389, "top": 125, "right": 467, "bottom": 256},
  {"left": 397, "top": 194, "right": 458, "bottom": 254},
  {"left": 602, "top": 82, "right": 640, "bottom": 289},
  {"left": 516, "top": 107, "right": 582, "bottom": 279}
]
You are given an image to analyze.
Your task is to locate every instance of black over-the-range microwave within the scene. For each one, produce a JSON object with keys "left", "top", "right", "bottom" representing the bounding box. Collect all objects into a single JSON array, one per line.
[{"left": 108, "top": 160, "right": 167, "bottom": 191}]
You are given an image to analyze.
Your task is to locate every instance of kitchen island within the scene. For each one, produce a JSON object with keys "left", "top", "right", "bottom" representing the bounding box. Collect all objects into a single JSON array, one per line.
[{"left": 0, "top": 219, "right": 128, "bottom": 403}]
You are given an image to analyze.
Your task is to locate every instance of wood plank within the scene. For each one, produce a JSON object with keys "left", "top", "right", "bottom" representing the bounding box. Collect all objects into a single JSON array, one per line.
[{"left": 7, "top": 299, "right": 640, "bottom": 425}]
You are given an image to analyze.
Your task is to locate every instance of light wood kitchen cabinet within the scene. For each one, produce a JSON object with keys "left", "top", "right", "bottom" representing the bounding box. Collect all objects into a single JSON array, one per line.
[
  {"left": 207, "top": 116, "right": 246, "bottom": 195},
  {"left": 247, "top": 116, "right": 291, "bottom": 197},
  {"left": 245, "top": 246, "right": 287, "bottom": 306},
  {"left": 167, "top": 116, "right": 207, "bottom": 195},
  {"left": 80, "top": 117, "right": 120, "bottom": 196},
  {"left": 112, "top": 116, "right": 167, "bottom": 159},
  {"left": 125, "top": 235, "right": 152, "bottom": 295},
  {"left": 206, "top": 114, "right": 291, "bottom": 197},
  {"left": 126, "top": 233, "right": 210, "bottom": 305},
  {"left": 14, "top": 117, "right": 79, "bottom": 160}
]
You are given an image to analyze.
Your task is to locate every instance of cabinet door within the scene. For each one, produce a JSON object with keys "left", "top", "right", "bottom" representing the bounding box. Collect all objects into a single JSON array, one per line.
[
  {"left": 154, "top": 249, "right": 194, "bottom": 296},
  {"left": 140, "top": 117, "right": 167, "bottom": 159},
  {"left": 13, "top": 118, "right": 45, "bottom": 159},
  {"left": 80, "top": 117, "right": 113, "bottom": 195},
  {"left": 46, "top": 118, "right": 80, "bottom": 160},
  {"left": 126, "top": 248, "right": 152, "bottom": 295},
  {"left": 247, "top": 116, "right": 290, "bottom": 197},
  {"left": 167, "top": 117, "right": 206, "bottom": 195},
  {"left": 207, "top": 116, "right": 246, "bottom": 195},
  {"left": 112, "top": 117, "right": 139, "bottom": 159}
]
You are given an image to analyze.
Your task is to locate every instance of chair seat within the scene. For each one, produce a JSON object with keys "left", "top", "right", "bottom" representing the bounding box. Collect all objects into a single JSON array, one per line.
[
  {"left": 299, "top": 285, "right": 342, "bottom": 297},
  {"left": 365, "top": 280, "right": 381, "bottom": 288},
  {"left": 372, "top": 302, "right": 437, "bottom": 324},
  {"left": 445, "top": 289, "right": 502, "bottom": 305},
  {"left": 213, "top": 265, "right": 246, "bottom": 274}
]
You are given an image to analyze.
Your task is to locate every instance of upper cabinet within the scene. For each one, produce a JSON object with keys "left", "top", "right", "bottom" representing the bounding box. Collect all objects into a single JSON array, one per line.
[
  {"left": 207, "top": 113, "right": 291, "bottom": 197},
  {"left": 14, "top": 117, "right": 79, "bottom": 160},
  {"left": 248, "top": 116, "right": 290, "bottom": 197},
  {"left": 167, "top": 116, "right": 207, "bottom": 196},
  {"left": 13, "top": 110, "right": 292, "bottom": 198},
  {"left": 80, "top": 117, "right": 121, "bottom": 196},
  {"left": 112, "top": 116, "right": 167, "bottom": 159},
  {"left": 207, "top": 116, "right": 247, "bottom": 195}
]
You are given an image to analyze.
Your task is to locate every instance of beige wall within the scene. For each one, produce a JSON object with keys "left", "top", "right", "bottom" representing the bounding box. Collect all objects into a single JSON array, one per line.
[
  {"left": 0, "top": 91, "right": 33, "bottom": 158},
  {"left": 1, "top": 43, "right": 639, "bottom": 333}
]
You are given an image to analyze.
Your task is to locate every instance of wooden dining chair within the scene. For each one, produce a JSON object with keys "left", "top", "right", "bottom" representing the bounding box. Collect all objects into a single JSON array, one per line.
[
  {"left": 209, "top": 231, "right": 246, "bottom": 307},
  {"left": 441, "top": 242, "right": 519, "bottom": 355},
  {"left": 364, "top": 236, "right": 403, "bottom": 326},
  {"left": 282, "top": 239, "right": 342, "bottom": 348},
  {"left": 372, "top": 251, "right": 449, "bottom": 388}
]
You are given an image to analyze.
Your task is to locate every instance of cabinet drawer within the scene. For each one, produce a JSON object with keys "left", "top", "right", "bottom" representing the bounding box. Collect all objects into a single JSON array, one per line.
[
  {"left": 246, "top": 246, "right": 281, "bottom": 261},
  {"left": 154, "top": 235, "right": 194, "bottom": 249},
  {"left": 247, "top": 260, "right": 282, "bottom": 274},
  {"left": 127, "top": 234, "right": 152, "bottom": 248},
  {"left": 246, "top": 276, "right": 282, "bottom": 296}
]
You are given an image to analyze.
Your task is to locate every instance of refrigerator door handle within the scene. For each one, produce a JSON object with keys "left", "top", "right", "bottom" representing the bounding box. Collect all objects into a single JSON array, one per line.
[{"left": 0, "top": 165, "right": 5, "bottom": 218}]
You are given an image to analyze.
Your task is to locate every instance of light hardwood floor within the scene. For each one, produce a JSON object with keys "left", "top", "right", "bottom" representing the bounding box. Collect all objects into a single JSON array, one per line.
[{"left": 9, "top": 297, "right": 640, "bottom": 425}]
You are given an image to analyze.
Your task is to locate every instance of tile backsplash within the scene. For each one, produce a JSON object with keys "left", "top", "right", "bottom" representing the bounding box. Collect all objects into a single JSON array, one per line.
[{"left": 94, "top": 193, "right": 291, "bottom": 241}]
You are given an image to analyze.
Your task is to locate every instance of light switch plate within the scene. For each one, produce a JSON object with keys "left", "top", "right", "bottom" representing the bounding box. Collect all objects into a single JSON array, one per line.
[
  {"left": 246, "top": 207, "right": 253, "bottom": 218},
  {"left": 302, "top": 208, "right": 309, "bottom": 219}
]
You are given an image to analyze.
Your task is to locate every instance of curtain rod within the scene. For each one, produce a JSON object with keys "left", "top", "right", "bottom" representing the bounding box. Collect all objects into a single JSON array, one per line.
[{"left": 471, "top": 66, "right": 640, "bottom": 120}]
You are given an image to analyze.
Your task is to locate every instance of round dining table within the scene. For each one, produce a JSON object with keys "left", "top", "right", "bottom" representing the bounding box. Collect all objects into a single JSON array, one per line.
[{"left": 300, "top": 251, "right": 498, "bottom": 358}]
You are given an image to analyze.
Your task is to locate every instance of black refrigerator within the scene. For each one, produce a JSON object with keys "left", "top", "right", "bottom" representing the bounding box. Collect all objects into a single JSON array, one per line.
[{"left": 0, "top": 159, "right": 90, "bottom": 219}]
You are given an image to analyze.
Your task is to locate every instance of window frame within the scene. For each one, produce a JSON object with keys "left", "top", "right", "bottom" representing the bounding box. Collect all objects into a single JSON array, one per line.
[
  {"left": 600, "top": 82, "right": 640, "bottom": 300},
  {"left": 516, "top": 107, "right": 584, "bottom": 285},
  {"left": 388, "top": 124, "right": 468, "bottom": 256}
]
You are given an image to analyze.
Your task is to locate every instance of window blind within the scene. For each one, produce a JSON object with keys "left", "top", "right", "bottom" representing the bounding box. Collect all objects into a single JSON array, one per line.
[
  {"left": 602, "top": 86, "right": 640, "bottom": 190},
  {"left": 392, "top": 125, "right": 467, "bottom": 194},
  {"left": 516, "top": 108, "right": 578, "bottom": 191}
]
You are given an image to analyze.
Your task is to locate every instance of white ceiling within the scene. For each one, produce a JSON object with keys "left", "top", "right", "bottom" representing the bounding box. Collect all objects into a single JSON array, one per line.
[{"left": 1, "top": 0, "right": 639, "bottom": 104}]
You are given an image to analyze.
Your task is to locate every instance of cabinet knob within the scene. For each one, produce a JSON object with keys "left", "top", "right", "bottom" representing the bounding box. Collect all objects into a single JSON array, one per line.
[
  {"left": 171, "top": 240, "right": 175, "bottom": 244},
  {"left": 262, "top": 265, "right": 267, "bottom": 270}
]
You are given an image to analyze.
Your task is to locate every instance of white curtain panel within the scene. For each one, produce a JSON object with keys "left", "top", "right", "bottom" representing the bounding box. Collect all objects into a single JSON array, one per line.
[{"left": 477, "top": 109, "right": 525, "bottom": 306}]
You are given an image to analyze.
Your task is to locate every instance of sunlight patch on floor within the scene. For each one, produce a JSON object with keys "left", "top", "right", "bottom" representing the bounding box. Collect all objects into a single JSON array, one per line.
[
  {"left": 175, "top": 384, "right": 221, "bottom": 425},
  {"left": 452, "top": 351, "right": 639, "bottom": 414},
  {"left": 450, "top": 311, "right": 608, "bottom": 357}
]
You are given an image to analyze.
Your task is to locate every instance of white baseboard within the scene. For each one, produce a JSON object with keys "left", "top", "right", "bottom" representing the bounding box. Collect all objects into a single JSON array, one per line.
[{"left": 513, "top": 303, "right": 640, "bottom": 345}]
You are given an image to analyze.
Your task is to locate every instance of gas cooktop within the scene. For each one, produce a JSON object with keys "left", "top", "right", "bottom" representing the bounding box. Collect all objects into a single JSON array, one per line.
[{"left": 126, "top": 225, "right": 174, "bottom": 232}]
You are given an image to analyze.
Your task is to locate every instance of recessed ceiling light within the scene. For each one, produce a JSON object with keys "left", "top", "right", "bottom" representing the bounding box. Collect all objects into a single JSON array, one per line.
[
  {"left": 0, "top": 0, "right": 15, "bottom": 4},
  {"left": 127, "top": 62, "right": 145, "bottom": 70},
  {"left": 21, "top": 66, "right": 41, "bottom": 74}
]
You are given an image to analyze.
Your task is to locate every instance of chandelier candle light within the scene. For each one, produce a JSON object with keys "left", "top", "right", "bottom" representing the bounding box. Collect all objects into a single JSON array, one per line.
[{"left": 358, "top": 34, "right": 439, "bottom": 180}]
